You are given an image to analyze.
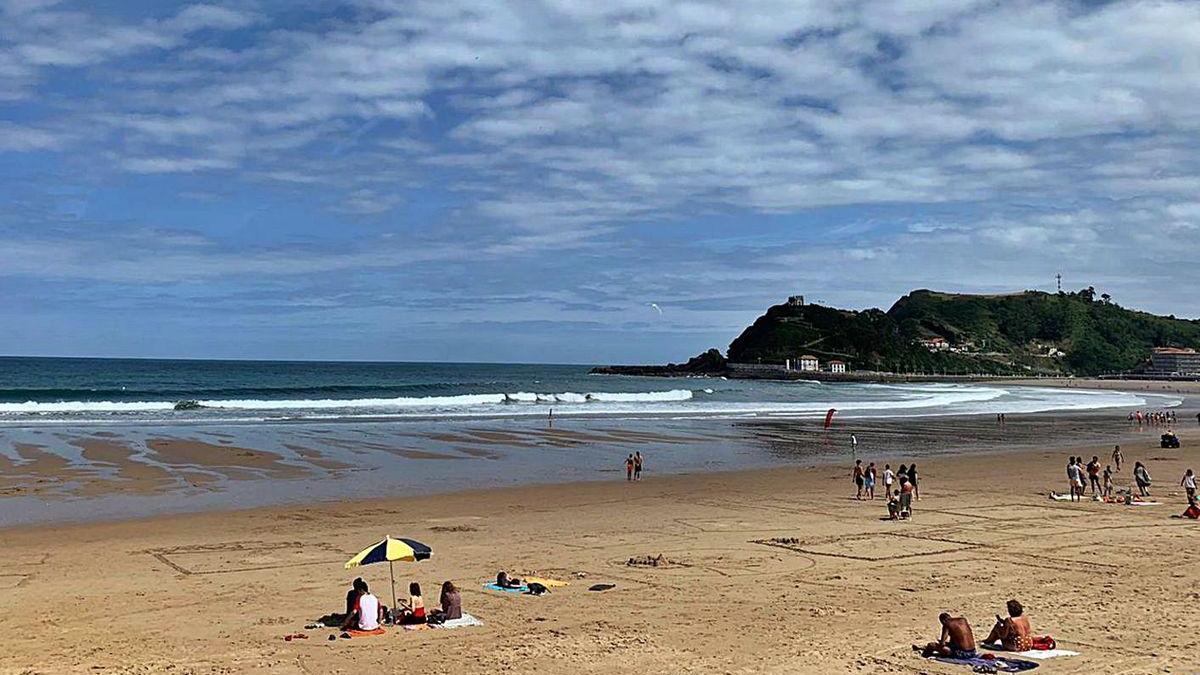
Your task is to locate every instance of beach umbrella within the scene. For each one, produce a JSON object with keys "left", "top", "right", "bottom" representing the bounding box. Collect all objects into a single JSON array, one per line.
[{"left": 344, "top": 536, "right": 432, "bottom": 610}]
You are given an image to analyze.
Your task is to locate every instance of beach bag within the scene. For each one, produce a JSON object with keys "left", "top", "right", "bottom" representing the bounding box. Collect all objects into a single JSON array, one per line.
[{"left": 1030, "top": 635, "right": 1056, "bottom": 650}]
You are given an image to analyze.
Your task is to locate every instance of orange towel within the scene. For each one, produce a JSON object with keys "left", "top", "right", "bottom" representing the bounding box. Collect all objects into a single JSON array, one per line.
[{"left": 347, "top": 627, "right": 387, "bottom": 637}]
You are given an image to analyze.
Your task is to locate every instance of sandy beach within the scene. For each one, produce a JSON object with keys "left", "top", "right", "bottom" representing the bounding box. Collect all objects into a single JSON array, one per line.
[{"left": 2, "top": 408, "right": 1199, "bottom": 674}]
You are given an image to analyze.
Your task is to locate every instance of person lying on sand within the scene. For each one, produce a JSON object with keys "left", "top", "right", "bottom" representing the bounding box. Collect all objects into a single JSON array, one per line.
[
  {"left": 914, "top": 612, "right": 976, "bottom": 658},
  {"left": 340, "top": 578, "right": 384, "bottom": 631},
  {"left": 984, "top": 599, "right": 1033, "bottom": 651}
]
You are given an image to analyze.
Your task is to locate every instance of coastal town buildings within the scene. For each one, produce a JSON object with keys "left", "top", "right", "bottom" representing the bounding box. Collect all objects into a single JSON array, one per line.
[
  {"left": 1145, "top": 347, "right": 1200, "bottom": 376},
  {"left": 919, "top": 336, "right": 949, "bottom": 351},
  {"left": 798, "top": 355, "right": 819, "bottom": 372},
  {"left": 827, "top": 360, "right": 846, "bottom": 373}
]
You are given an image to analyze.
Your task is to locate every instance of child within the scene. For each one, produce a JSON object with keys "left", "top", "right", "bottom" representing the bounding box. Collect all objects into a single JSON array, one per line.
[
  {"left": 883, "top": 464, "right": 895, "bottom": 494},
  {"left": 1181, "top": 468, "right": 1196, "bottom": 502},
  {"left": 887, "top": 490, "right": 901, "bottom": 520},
  {"left": 625, "top": 455, "right": 635, "bottom": 481},
  {"left": 1103, "top": 464, "right": 1114, "bottom": 499}
]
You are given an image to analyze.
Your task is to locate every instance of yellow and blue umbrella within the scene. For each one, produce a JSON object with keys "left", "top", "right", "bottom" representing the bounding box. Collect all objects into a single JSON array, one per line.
[{"left": 345, "top": 536, "right": 432, "bottom": 610}]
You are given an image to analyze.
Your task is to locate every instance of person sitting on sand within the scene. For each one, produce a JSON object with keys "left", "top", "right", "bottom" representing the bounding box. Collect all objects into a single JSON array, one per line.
[
  {"left": 496, "top": 571, "right": 523, "bottom": 589},
  {"left": 340, "top": 578, "right": 383, "bottom": 631},
  {"left": 887, "top": 490, "right": 901, "bottom": 520},
  {"left": 396, "top": 582, "right": 427, "bottom": 625},
  {"left": 1134, "top": 461, "right": 1152, "bottom": 497},
  {"left": 429, "top": 581, "right": 462, "bottom": 623},
  {"left": 914, "top": 612, "right": 976, "bottom": 658},
  {"left": 984, "top": 599, "right": 1033, "bottom": 652}
]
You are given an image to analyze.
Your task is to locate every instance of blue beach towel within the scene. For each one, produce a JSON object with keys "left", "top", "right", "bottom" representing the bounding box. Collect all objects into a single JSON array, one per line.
[
  {"left": 931, "top": 655, "right": 1039, "bottom": 672},
  {"left": 483, "top": 582, "right": 529, "bottom": 594}
]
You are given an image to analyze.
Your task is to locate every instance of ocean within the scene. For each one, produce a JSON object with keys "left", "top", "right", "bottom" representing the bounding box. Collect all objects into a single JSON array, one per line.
[
  {"left": 0, "top": 355, "right": 1171, "bottom": 422},
  {"left": 0, "top": 356, "right": 1172, "bottom": 425}
]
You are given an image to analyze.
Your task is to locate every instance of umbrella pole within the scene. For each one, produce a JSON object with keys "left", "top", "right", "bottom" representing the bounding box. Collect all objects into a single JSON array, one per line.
[{"left": 389, "top": 560, "right": 397, "bottom": 615}]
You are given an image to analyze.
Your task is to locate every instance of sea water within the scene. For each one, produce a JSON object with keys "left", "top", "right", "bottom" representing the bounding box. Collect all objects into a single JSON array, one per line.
[{"left": 0, "top": 356, "right": 1175, "bottom": 426}]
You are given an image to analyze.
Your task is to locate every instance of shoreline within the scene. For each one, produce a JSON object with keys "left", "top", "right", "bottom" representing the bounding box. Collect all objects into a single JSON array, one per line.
[
  {"left": 1, "top": 400, "right": 1194, "bottom": 530},
  {"left": 3, "top": 426, "right": 1198, "bottom": 673}
]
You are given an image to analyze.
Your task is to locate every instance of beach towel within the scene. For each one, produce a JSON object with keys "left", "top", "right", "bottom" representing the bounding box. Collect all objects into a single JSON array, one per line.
[
  {"left": 981, "top": 643, "right": 1078, "bottom": 660},
  {"left": 1048, "top": 493, "right": 1073, "bottom": 501},
  {"left": 483, "top": 582, "right": 529, "bottom": 594},
  {"left": 1129, "top": 501, "right": 1161, "bottom": 506},
  {"left": 441, "top": 613, "right": 484, "bottom": 629},
  {"left": 346, "top": 627, "right": 387, "bottom": 637},
  {"left": 401, "top": 623, "right": 432, "bottom": 631},
  {"left": 524, "top": 576, "right": 569, "bottom": 588},
  {"left": 930, "top": 655, "right": 1039, "bottom": 672}
]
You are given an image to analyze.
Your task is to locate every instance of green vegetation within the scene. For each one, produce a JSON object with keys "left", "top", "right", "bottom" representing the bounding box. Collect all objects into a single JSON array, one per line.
[{"left": 724, "top": 289, "right": 1200, "bottom": 376}]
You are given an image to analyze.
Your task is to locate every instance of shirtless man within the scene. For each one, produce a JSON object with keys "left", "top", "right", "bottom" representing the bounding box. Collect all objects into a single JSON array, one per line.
[{"left": 915, "top": 612, "right": 976, "bottom": 658}]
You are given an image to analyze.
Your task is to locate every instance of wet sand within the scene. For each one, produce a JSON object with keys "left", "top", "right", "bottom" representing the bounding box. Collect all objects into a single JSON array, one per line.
[{"left": 1, "top": 426, "right": 1199, "bottom": 674}]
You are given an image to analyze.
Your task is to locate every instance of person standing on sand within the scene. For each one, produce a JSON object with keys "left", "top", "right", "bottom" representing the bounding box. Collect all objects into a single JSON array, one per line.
[
  {"left": 883, "top": 464, "right": 895, "bottom": 495},
  {"left": 1134, "top": 461, "right": 1152, "bottom": 497},
  {"left": 1066, "top": 457, "right": 1082, "bottom": 502},
  {"left": 909, "top": 463, "right": 920, "bottom": 501},
  {"left": 853, "top": 459, "right": 865, "bottom": 500},
  {"left": 625, "top": 454, "right": 635, "bottom": 481},
  {"left": 1103, "top": 464, "right": 1115, "bottom": 499},
  {"left": 633, "top": 452, "right": 644, "bottom": 481},
  {"left": 1087, "top": 456, "right": 1102, "bottom": 495},
  {"left": 1181, "top": 468, "right": 1196, "bottom": 502},
  {"left": 851, "top": 434, "right": 858, "bottom": 455},
  {"left": 864, "top": 462, "right": 877, "bottom": 499},
  {"left": 1112, "top": 445, "right": 1123, "bottom": 472}
]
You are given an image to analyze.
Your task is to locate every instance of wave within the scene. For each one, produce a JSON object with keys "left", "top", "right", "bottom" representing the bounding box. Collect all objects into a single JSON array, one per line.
[{"left": 0, "top": 389, "right": 696, "bottom": 414}]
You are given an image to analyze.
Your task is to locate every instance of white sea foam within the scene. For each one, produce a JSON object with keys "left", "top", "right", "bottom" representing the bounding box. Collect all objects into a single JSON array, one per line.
[{"left": 0, "top": 384, "right": 1172, "bottom": 424}]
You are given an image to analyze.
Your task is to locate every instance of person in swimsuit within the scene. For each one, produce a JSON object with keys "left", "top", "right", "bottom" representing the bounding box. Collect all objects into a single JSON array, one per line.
[
  {"left": 625, "top": 454, "right": 635, "bottom": 481},
  {"left": 633, "top": 452, "right": 644, "bottom": 481},
  {"left": 909, "top": 463, "right": 920, "bottom": 500},
  {"left": 1087, "top": 456, "right": 1101, "bottom": 495},
  {"left": 985, "top": 599, "right": 1033, "bottom": 651},
  {"left": 864, "top": 462, "right": 877, "bottom": 500},
  {"left": 397, "top": 582, "right": 426, "bottom": 625},
  {"left": 915, "top": 613, "right": 976, "bottom": 658},
  {"left": 1113, "top": 445, "right": 1123, "bottom": 472},
  {"left": 1103, "top": 464, "right": 1115, "bottom": 499}
]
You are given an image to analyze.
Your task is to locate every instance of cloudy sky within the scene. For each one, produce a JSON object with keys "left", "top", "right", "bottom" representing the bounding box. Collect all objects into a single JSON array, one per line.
[{"left": 2, "top": 0, "right": 1198, "bottom": 363}]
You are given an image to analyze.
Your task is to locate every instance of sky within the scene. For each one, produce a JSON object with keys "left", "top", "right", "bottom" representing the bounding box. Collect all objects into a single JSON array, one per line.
[{"left": 2, "top": 0, "right": 1199, "bottom": 364}]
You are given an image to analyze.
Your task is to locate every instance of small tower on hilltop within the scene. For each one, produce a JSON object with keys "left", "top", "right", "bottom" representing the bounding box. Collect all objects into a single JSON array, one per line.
[{"left": 787, "top": 295, "right": 806, "bottom": 307}]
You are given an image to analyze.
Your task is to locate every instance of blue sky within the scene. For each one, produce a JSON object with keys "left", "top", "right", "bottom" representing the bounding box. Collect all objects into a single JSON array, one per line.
[{"left": 2, "top": 0, "right": 1199, "bottom": 363}]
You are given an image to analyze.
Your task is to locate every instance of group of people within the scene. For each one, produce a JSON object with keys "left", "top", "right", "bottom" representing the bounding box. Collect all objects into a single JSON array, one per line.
[
  {"left": 852, "top": 460, "right": 919, "bottom": 519},
  {"left": 1063, "top": 447, "right": 1156, "bottom": 501},
  {"left": 624, "top": 452, "right": 645, "bottom": 481},
  {"left": 916, "top": 600, "right": 1037, "bottom": 659},
  {"left": 338, "top": 577, "right": 462, "bottom": 631},
  {"left": 1129, "top": 409, "right": 1177, "bottom": 425}
]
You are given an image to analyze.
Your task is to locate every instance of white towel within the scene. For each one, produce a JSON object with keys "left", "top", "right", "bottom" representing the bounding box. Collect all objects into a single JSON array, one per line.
[
  {"left": 441, "top": 613, "right": 484, "bottom": 629},
  {"left": 1011, "top": 648, "right": 1079, "bottom": 659}
]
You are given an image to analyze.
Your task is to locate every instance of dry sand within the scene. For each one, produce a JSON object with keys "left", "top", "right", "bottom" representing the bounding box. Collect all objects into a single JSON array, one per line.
[{"left": 2, "top": 424, "right": 1199, "bottom": 674}]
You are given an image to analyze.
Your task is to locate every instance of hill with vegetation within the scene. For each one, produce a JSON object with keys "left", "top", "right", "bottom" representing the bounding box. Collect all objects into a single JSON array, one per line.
[{"left": 723, "top": 288, "right": 1200, "bottom": 376}]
